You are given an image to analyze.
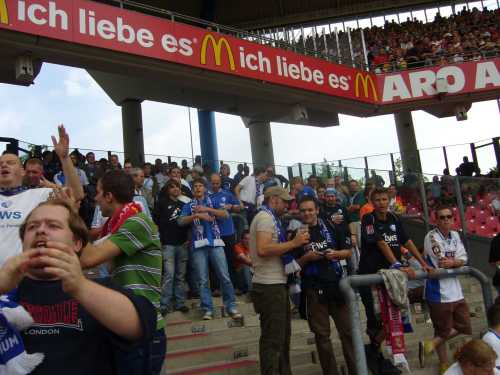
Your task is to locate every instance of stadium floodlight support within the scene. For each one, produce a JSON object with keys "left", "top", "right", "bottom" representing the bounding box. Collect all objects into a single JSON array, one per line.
[
  {"left": 335, "top": 27, "right": 342, "bottom": 64},
  {"left": 340, "top": 267, "right": 493, "bottom": 375},
  {"left": 347, "top": 27, "right": 355, "bottom": 68},
  {"left": 360, "top": 28, "right": 369, "bottom": 71}
]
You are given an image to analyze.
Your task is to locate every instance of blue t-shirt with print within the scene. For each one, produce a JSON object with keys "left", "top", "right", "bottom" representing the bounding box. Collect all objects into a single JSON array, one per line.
[{"left": 209, "top": 190, "right": 240, "bottom": 236}]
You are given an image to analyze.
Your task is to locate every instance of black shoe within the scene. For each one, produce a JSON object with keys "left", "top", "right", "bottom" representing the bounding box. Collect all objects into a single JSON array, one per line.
[{"left": 176, "top": 306, "right": 189, "bottom": 313}]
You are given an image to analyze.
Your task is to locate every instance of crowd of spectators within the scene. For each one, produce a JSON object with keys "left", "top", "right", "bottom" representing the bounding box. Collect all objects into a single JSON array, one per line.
[
  {"left": 283, "top": 6, "right": 500, "bottom": 72},
  {"left": 1, "top": 127, "right": 500, "bottom": 375}
]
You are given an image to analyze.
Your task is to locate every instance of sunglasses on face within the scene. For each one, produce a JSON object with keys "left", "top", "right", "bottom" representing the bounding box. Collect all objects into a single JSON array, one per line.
[{"left": 439, "top": 215, "right": 453, "bottom": 220}]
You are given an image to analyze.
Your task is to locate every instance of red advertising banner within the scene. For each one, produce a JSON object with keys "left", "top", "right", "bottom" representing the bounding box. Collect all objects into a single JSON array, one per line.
[
  {"left": 378, "top": 59, "right": 500, "bottom": 103},
  {"left": 0, "top": 0, "right": 498, "bottom": 105},
  {"left": 0, "top": 0, "right": 379, "bottom": 103}
]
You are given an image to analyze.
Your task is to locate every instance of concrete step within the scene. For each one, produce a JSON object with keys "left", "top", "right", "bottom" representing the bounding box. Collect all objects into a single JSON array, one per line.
[
  {"left": 168, "top": 357, "right": 259, "bottom": 375},
  {"left": 292, "top": 362, "right": 323, "bottom": 375},
  {"left": 166, "top": 314, "right": 312, "bottom": 337},
  {"left": 168, "top": 326, "right": 316, "bottom": 352}
]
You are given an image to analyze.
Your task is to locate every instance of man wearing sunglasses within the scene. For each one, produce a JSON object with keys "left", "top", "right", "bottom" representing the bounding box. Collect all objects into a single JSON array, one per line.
[{"left": 419, "top": 205, "right": 470, "bottom": 374}]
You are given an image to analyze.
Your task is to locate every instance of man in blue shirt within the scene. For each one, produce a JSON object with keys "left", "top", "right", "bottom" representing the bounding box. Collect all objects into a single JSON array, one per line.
[
  {"left": 178, "top": 178, "right": 241, "bottom": 321},
  {"left": 209, "top": 173, "right": 241, "bottom": 287}
]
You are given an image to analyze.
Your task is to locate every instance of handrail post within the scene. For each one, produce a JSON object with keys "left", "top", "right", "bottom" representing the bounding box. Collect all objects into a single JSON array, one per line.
[{"left": 339, "top": 267, "right": 492, "bottom": 375}]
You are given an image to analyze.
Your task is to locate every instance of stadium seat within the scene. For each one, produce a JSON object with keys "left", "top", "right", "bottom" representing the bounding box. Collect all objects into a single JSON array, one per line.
[
  {"left": 476, "top": 225, "right": 490, "bottom": 238},
  {"left": 486, "top": 216, "right": 499, "bottom": 233},
  {"left": 476, "top": 209, "right": 489, "bottom": 224},
  {"left": 467, "top": 219, "right": 477, "bottom": 234},
  {"left": 465, "top": 206, "right": 476, "bottom": 220}
]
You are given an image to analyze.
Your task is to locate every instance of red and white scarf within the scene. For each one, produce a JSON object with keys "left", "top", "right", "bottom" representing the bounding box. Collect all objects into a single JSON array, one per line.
[
  {"left": 100, "top": 202, "right": 142, "bottom": 237},
  {"left": 374, "top": 286, "right": 410, "bottom": 371}
]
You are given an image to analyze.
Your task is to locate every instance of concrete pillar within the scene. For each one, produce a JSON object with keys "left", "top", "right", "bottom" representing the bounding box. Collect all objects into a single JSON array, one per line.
[
  {"left": 121, "top": 99, "right": 145, "bottom": 167},
  {"left": 197, "top": 110, "right": 219, "bottom": 172},
  {"left": 394, "top": 111, "right": 422, "bottom": 174},
  {"left": 243, "top": 118, "right": 275, "bottom": 168}
]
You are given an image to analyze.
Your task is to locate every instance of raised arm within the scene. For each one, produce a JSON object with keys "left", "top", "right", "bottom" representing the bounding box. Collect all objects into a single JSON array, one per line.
[{"left": 53, "top": 125, "right": 84, "bottom": 201}]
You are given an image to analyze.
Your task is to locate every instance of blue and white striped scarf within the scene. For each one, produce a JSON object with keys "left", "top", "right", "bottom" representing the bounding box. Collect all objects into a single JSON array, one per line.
[
  {"left": 190, "top": 196, "right": 225, "bottom": 249},
  {"left": 0, "top": 290, "right": 44, "bottom": 375}
]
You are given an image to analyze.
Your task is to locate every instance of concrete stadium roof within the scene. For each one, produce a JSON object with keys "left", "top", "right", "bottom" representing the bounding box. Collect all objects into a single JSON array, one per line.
[{"left": 120, "top": 0, "right": 452, "bottom": 29}]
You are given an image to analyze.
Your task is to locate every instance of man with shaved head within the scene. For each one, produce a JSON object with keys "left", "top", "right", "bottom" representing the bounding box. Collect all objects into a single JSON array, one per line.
[
  {"left": 209, "top": 173, "right": 241, "bottom": 286},
  {"left": 0, "top": 125, "right": 84, "bottom": 266}
]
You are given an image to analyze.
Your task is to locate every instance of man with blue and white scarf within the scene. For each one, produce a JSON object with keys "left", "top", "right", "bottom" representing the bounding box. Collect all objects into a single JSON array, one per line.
[
  {"left": 249, "top": 186, "right": 310, "bottom": 375},
  {"left": 179, "top": 178, "right": 241, "bottom": 321},
  {"left": 293, "top": 195, "right": 356, "bottom": 375}
]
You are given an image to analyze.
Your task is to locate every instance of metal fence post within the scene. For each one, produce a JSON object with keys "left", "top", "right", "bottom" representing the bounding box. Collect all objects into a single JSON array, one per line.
[
  {"left": 418, "top": 174, "right": 431, "bottom": 233},
  {"left": 390, "top": 153, "right": 397, "bottom": 185},
  {"left": 454, "top": 176, "right": 470, "bottom": 252},
  {"left": 443, "top": 146, "right": 450, "bottom": 172},
  {"left": 339, "top": 267, "right": 493, "bottom": 375},
  {"left": 311, "top": 163, "right": 317, "bottom": 177},
  {"left": 298, "top": 163, "right": 303, "bottom": 179},
  {"left": 360, "top": 28, "right": 369, "bottom": 70},
  {"left": 287, "top": 166, "right": 294, "bottom": 181},
  {"left": 335, "top": 27, "right": 341, "bottom": 64},
  {"left": 364, "top": 157, "right": 370, "bottom": 182},
  {"left": 347, "top": 27, "right": 355, "bottom": 67}
]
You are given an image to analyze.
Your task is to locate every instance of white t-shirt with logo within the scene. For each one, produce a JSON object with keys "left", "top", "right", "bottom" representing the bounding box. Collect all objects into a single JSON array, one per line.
[
  {"left": 423, "top": 228, "right": 467, "bottom": 303},
  {"left": 0, "top": 188, "right": 53, "bottom": 266},
  {"left": 483, "top": 330, "right": 500, "bottom": 369}
]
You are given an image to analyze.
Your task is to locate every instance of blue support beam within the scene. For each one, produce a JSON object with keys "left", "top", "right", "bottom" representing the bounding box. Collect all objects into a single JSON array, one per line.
[{"left": 197, "top": 109, "right": 219, "bottom": 172}]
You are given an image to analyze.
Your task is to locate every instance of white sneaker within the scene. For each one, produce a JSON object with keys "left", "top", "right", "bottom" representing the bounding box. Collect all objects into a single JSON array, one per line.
[{"left": 202, "top": 311, "right": 213, "bottom": 320}]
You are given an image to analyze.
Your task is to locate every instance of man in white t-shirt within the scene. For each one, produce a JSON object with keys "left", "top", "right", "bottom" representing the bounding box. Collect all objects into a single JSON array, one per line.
[
  {"left": 234, "top": 167, "right": 268, "bottom": 223},
  {"left": 483, "top": 303, "right": 500, "bottom": 370},
  {"left": 249, "top": 186, "right": 309, "bottom": 375},
  {"left": 419, "top": 205, "right": 470, "bottom": 374},
  {"left": 0, "top": 125, "right": 84, "bottom": 265}
]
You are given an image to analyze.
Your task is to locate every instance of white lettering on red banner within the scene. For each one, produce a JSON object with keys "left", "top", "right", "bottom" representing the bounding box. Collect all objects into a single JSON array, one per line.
[{"left": 0, "top": 0, "right": 499, "bottom": 105}]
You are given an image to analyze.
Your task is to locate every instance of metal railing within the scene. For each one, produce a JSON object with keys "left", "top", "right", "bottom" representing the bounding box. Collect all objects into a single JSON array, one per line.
[
  {"left": 95, "top": 0, "right": 499, "bottom": 73},
  {"left": 339, "top": 267, "right": 494, "bottom": 375}
]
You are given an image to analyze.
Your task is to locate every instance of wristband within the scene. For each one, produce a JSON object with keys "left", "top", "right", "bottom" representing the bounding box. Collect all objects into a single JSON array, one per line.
[{"left": 390, "top": 261, "right": 402, "bottom": 269}]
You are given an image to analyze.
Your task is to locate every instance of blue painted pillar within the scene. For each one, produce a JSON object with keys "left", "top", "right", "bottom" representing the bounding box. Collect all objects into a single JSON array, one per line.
[{"left": 197, "top": 109, "right": 219, "bottom": 172}]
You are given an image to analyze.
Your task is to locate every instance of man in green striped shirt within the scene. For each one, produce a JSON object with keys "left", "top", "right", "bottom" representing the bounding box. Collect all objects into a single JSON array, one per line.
[{"left": 80, "top": 170, "right": 165, "bottom": 375}]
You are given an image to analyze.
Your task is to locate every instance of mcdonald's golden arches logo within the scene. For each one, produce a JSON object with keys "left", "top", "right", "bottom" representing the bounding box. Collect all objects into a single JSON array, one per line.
[
  {"left": 200, "top": 34, "right": 236, "bottom": 71},
  {"left": 0, "top": 0, "right": 9, "bottom": 25},
  {"left": 354, "top": 72, "right": 378, "bottom": 101}
]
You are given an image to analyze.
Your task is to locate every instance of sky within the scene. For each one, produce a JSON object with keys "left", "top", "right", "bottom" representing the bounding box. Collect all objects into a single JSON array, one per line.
[{"left": 0, "top": 62, "right": 498, "bottom": 180}]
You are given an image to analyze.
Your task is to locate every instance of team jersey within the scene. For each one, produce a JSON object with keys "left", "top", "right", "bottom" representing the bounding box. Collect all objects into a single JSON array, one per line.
[
  {"left": 424, "top": 228, "right": 467, "bottom": 303},
  {"left": 359, "top": 211, "right": 409, "bottom": 274},
  {"left": 209, "top": 189, "right": 239, "bottom": 236},
  {"left": 483, "top": 330, "right": 500, "bottom": 369},
  {"left": 0, "top": 188, "right": 52, "bottom": 266}
]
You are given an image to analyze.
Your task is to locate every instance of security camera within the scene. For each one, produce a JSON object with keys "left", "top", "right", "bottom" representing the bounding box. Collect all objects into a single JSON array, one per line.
[
  {"left": 292, "top": 104, "right": 308, "bottom": 121},
  {"left": 455, "top": 106, "right": 468, "bottom": 121},
  {"left": 15, "top": 55, "right": 34, "bottom": 84}
]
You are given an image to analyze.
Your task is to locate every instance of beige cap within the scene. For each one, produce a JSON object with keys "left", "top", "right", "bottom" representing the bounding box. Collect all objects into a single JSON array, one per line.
[{"left": 264, "top": 186, "right": 292, "bottom": 201}]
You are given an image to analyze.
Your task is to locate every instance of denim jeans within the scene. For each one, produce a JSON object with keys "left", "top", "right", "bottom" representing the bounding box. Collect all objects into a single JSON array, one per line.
[
  {"left": 191, "top": 246, "right": 237, "bottom": 313},
  {"left": 160, "top": 244, "right": 188, "bottom": 309},
  {"left": 236, "top": 265, "right": 252, "bottom": 294},
  {"left": 115, "top": 328, "right": 166, "bottom": 375}
]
